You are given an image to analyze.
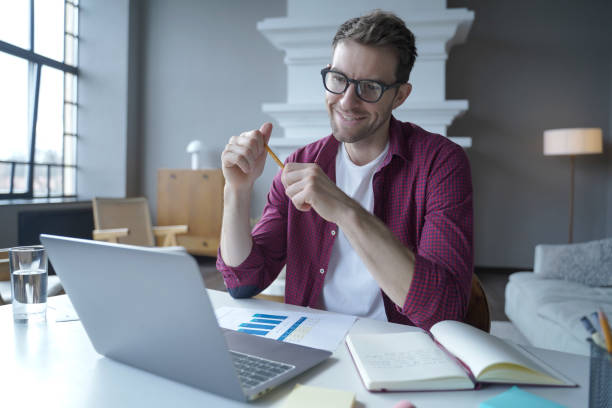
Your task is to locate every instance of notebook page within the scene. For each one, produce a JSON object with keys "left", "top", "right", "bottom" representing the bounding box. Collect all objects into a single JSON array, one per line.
[
  {"left": 346, "top": 331, "right": 469, "bottom": 385},
  {"left": 430, "top": 321, "right": 563, "bottom": 383}
]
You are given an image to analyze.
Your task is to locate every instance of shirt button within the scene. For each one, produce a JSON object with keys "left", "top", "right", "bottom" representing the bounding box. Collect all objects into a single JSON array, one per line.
[
  {"left": 331, "top": 230, "right": 336, "bottom": 236},
  {"left": 319, "top": 268, "right": 325, "bottom": 274}
]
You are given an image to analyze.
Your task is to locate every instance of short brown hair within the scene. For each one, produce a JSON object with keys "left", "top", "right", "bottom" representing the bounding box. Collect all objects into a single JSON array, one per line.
[{"left": 332, "top": 10, "right": 417, "bottom": 83}]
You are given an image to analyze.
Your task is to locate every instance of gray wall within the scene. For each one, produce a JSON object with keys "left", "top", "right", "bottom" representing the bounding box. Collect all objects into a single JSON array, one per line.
[
  {"left": 139, "top": 0, "right": 286, "bottom": 220},
  {"left": 77, "top": 0, "right": 132, "bottom": 199},
  {"left": 447, "top": 0, "right": 612, "bottom": 267},
  {"left": 126, "top": 0, "right": 144, "bottom": 197}
]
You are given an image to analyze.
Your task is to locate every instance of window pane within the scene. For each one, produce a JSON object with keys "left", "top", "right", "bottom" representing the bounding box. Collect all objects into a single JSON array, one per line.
[
  {"left": 49, "top": 166, "right": 62, "bottom": 196},
  {"left": 64, "top": 134, "right": 76, "bottom": 165},
  {"left": 64, "top": 34, "right": 78, "bottom": 66},
  {"left": 36, "top": 65, "right": 63, "bottom": 164},
  {"left": 13, "top": 163, "right": 29, "bottom": 193},
  {"left": 0, "top": 0, "right": 30, "bottom": 48},
  {"left": 34, "top": 0, "right": 64, "bottom": 61},
  {"left": 64, "top": 72, "right": 77, "bottom": 104},
  {"left": 64, "top": 165, "right": 75, "bottom": 196},
  {"left": 65, "top": 3, "right": 78, "bottom": 36},
  {"left": 0, "top": 52, "right": 30, "bottom": 162},
  {"left": 33, "top": 164, "right": 48, "bottom": 197},
  {"left": 0, "top": 162, "right": 10, "bottom": 193},
  {"left": 64, "top": 102, "right": 77, "bottom": 134}
]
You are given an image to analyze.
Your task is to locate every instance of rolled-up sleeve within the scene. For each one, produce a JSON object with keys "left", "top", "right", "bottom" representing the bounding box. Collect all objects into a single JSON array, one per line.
[{"left": 399, "top": 144, "right": 473, "bottom": 330}]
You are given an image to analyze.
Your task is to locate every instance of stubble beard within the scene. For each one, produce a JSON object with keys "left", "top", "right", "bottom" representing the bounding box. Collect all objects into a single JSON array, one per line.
[{"left": 329, "top": 108, "right": 391, "bottom": 146}]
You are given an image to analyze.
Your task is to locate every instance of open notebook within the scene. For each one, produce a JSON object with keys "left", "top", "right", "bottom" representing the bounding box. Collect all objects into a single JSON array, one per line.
[{"left": 345, "top": 320, "right": 576, "bottom": 392}]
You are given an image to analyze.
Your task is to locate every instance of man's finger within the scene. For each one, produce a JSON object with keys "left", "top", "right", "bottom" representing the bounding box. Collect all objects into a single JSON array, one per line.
[
  {"left": 259, "top": 122, "right": 273, "bottom": 145},
  {"left": 290, "top": 189, "right": 312, "bottom": 212}
]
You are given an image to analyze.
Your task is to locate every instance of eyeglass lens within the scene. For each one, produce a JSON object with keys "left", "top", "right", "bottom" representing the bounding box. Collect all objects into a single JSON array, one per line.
[{"left": 324, "top": 71, "right": 383, "bottom": 102}]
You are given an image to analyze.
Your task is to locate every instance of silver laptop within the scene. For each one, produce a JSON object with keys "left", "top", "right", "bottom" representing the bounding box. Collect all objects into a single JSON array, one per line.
[{"left": 40, "top": 234, "right": 331, "bottom": 402}]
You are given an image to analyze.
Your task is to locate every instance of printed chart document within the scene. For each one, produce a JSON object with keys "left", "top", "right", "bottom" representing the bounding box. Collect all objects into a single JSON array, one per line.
[
  {"left": 216, "top": 306, "right": 356, "bottom": 352},
  {"left": 346, "top": 320, "right": 576, "bottom": 392}
]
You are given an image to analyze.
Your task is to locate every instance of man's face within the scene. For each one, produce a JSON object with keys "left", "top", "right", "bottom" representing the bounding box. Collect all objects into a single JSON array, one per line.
[{"left": 325, "top": 40, "right": 410, "bottom": 146}]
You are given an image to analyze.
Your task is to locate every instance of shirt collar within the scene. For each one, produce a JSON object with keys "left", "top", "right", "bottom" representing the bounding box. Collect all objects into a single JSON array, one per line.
[{"left": 380, "top": 115, "right": 409, "bottom": 168}]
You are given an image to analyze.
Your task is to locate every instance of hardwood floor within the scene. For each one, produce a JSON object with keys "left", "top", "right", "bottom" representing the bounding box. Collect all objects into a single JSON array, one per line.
[{"left": 197, "top": 256, "right": 526, "bottom": 323}]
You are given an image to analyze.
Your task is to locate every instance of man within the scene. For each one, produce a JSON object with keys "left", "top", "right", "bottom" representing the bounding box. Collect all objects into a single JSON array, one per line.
[{"left": 217, "top": 10, "right": 473, "bottom": 330}]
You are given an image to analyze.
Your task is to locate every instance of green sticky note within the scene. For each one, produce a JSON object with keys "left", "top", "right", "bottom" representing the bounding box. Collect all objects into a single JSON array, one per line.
[{"left": 480, "top": 386, "right": 567, "bottom": 408}]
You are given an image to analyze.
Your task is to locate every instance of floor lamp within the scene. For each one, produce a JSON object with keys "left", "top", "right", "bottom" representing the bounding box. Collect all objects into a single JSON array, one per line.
[{"left": 543, "top": 128, "right": 603, "bottom": 243}]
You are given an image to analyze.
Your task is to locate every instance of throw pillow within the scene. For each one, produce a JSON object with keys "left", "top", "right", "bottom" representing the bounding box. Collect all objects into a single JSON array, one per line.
[{"left": 534, "top": 238, "right": 612, "bottom": 287}]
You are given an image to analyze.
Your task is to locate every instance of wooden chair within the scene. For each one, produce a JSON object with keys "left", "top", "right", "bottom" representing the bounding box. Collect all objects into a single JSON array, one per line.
[
  {"left": 92, "top": 197, "right": 188, "bottom": 247},
  {"left": 157, "top": 169, "right": 224, "bottom": 256},
  {"left": 464, "top": 274, "right": 491, "bottom": 333}
]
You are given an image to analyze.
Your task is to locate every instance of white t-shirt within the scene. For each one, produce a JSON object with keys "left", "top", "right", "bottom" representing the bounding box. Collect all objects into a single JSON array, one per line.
[{"left": 320, "top": 142, "right": 389, "bottom": 321}]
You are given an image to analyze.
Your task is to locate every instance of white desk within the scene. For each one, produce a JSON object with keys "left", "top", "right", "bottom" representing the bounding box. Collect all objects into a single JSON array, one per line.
[{"left": 0, "top": 292, "right": 588, "bottom": 407}]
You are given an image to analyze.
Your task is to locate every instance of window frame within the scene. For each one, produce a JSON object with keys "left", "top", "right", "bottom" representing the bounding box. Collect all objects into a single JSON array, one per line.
[{"left": 0, "top": 0, "right": 79, "bottom": 200}]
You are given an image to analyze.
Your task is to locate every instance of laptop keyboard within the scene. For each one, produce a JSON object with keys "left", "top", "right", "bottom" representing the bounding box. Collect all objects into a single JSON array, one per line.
[{"left": 230, "top": 350, "right": 295, "bottom": 390}]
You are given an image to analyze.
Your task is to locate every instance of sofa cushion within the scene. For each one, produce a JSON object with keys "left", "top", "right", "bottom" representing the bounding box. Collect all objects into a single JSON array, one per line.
[
  {"left": 505, "top": 272, "right": 612, "bottom": 355},
  {"left": 538, "top": 300, "right": 612, "bottom": 342},
  {"left": 533, "top": 238, "right": 612, "bottom": 287}
]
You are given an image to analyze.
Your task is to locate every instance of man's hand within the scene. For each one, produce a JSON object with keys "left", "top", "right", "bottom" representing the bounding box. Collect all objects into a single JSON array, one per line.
[
  {"left": 221, "top": 123, "right": 273, "bottom": 191},
  {"left": 281, "top": 163, "right": 355, "bottom": 223}
]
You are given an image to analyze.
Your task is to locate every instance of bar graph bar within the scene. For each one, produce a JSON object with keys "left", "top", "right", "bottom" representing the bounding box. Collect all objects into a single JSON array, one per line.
[
  {"left": 238, "top": 329, "right": 270, "bottom": 336},
  {"left": 251, "top": 318, "right": 284, "bottom": 324},
  {"left": 239, "top": 323, "right": 276, "bottom": 330},
  {"left": 237, "top": 313, "right": 288, "bottom": 336}
]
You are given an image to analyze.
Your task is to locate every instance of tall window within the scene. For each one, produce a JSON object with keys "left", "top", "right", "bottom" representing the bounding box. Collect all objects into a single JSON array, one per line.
[{"left": 0, "top": 0, "right": 79, "bottom": 199}]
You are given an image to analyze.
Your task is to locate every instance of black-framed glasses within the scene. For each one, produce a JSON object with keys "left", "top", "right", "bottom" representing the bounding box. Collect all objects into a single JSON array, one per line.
[{"left": 321, "top": 68, "right": 403, "bottom": 103}]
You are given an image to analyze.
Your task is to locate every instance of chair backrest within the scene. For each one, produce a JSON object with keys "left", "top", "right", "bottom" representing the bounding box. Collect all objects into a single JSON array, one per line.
[
  {"left": 157, "top": 169, "right": 224, "bottom": 256},
  {"left": 0, "top": 251, "right": 9, "bottom": 281},
  {"left": 464, "top": 274, "right": 491, "bottom": 333},
  {"left": 92, "top": 197, "right": 155, "bottom": 246}
]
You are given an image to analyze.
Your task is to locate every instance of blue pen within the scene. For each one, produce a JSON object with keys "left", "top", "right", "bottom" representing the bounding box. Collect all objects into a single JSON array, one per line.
[
  {"left": 581, "top": 315, "right": 607, "bottom": 348},
  {"left": 580, "top": 316, "right": 597, "bottom": 335}
]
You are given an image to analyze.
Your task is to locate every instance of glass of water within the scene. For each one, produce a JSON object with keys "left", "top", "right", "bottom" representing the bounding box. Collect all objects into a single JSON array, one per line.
[{"left": 8, "top": 245, "right": 48, "bottom": 323}]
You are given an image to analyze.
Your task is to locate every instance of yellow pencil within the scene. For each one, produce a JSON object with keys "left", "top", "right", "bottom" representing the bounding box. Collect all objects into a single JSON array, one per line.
[
  {"left": 265, "top": 145, "right": 284, "bottom": 169},
  {"left": 598, "top": 308, "right": 612, "bottom": 352}
]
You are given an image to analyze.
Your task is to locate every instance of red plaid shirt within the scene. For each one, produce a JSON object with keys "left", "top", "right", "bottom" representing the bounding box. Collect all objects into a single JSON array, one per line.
[{"left": 217, "top": 116, "right": 473, "bottom": 330}]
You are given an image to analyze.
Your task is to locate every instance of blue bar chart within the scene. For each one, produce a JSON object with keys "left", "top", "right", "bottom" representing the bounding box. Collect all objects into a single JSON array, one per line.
[
  {"left": 238, "top": 313, "right": 288, "bottom": 336},
  {"left": 216, "top": 306, "right": 357, "bottom": 352}
]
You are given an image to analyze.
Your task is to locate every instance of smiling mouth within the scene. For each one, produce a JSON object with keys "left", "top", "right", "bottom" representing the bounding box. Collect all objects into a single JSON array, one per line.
[{"left": 336, "top": 110, "right": 366, "bottom": 122}]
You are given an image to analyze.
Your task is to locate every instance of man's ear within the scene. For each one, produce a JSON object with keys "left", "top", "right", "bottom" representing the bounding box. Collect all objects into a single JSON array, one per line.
[{"left": 391, "top": 83, "right": 412, "bottom": 110}]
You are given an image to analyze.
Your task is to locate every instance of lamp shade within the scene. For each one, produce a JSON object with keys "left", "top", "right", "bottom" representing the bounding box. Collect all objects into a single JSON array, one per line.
[{"left": 543, "top": 128, "right": 603, "bottom": 156}]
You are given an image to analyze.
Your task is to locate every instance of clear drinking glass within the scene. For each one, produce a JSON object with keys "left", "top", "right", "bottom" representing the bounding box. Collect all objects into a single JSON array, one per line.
[{"left": 8, "top": 245, "right": 48, "bottom": 323}]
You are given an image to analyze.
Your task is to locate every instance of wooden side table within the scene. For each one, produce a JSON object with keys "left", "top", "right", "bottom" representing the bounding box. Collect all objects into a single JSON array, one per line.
[{"left": 157, "top": 169, "right": 224, "bottom": 257}]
